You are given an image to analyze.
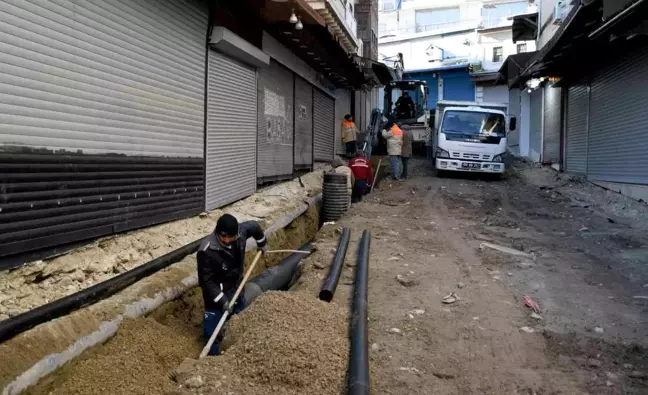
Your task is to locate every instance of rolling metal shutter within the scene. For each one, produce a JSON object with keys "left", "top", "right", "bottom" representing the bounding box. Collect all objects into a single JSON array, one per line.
[
  {"left": 294, "top": 76, "right": 313, "bottom": 169},
  {"left": 335, "top": 89, "right": 352, "bottom": 155},
  {"left": 565, "top": 84, "right": 589, "bottom": 175},
  {"left": 483, "top": 85, "right": 509, "bottom": 104},
  {"left": 0, "top": 0, "right": 207, "bottom": 262},
  {"left": 257, "top": 60, "right": 294, "bottom": 181},
  {"left": 529, "top": 88, "right": 543, "bottom": 162},
  {"left": 205, "top": 50, "right": 257, "bottom": 211},
  {"left": 542, "top": 85, "right": 562, "bottom": 164},
  {"left": 587, "top": 45, "right": 648, "bottom": 184},
  {"left": 443, "top": 74, "right": 475, "bottom": 101},
  {"left": 507, "top": 88, "right": 521, "bottom": 155},
  {"left": 313, "top": 89, "right": 335, "bottom": 161}
]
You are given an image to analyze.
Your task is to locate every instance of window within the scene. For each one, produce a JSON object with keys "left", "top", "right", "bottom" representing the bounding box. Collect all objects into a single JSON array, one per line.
[
  {"left": 517, "top": 43, "right": 527, "bottom": 53},
  {"left": 493, "top": 46, "right": 503, "bottom": 62},
  {"left": 415, "top": 7, "right": 461, "bottom": 32},
  {"left": 382, "top": 0, "right": 396, "bottom": 11}
]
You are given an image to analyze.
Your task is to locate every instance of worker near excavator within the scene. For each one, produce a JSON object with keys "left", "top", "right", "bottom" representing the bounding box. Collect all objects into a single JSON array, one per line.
[
  {"left": 197, "top": 214, "right": 268, "bottom": 356},
  {"left": 381, "top": 121, "right": 403, "bottom": 180},
  {"left": 341, "top": 114, "right": 359, "bottom": 157}
]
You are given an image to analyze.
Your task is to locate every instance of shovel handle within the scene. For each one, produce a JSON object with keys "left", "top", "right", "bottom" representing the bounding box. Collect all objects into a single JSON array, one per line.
[
  {"left": 199, "top": 251, "right": 263, "bottom": 359},
  {"left": 264, "top": 249, "right": 312, "bottom": 255}
]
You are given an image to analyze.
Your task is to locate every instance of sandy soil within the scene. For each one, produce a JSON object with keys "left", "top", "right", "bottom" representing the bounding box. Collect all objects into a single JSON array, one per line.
[{"left": 0, "top": 170, "right": 327, "bottom": 320}]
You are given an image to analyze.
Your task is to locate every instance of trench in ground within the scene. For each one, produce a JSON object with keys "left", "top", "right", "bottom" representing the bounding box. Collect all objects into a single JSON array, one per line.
[{"left": 24, "top": 205, "right": 322, "bottom": 395}]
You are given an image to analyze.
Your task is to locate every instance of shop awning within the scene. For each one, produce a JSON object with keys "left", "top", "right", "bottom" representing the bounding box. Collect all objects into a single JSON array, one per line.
[
  {"left": 250, "top": 0, "right": 367, "bottom": 89},
  {"left": 513, "top": 2, "right": 602, "bottom": 87},
  {"left": 511, "top": 12, "right": 538, "bottom": 43},
  {"left": 496, "top": 51, "right": 537, "bottom": 88}
]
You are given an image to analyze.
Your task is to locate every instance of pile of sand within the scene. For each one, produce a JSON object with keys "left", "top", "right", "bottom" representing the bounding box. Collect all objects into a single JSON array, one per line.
[
  {"left": 26, "top": 290, "right": 205, "bottom": 395},
  {"left": 172, "top": 291, "right": 349, "bottom": 395}
]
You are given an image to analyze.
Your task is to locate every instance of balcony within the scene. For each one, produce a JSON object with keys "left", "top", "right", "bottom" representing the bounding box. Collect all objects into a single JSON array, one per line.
[{"left": 305, "top": 0, "right": 360, "bottom": 54}]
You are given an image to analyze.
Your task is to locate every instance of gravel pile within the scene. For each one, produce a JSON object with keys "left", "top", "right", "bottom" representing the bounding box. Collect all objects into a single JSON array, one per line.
[{"left": 173, "top": 291, "right": 349, "bottom": 395}]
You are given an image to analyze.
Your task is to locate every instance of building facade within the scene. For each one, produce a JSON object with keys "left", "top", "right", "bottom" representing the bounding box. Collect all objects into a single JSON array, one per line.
[
  {"left": 504, "top": 0, "right": 648, "bottom": 200},
  {"left": 0, "top": 0, "right": 369, "bottom": 265},
  {"left": 378, "top": 0, "right": 536, "bottom": 109}
]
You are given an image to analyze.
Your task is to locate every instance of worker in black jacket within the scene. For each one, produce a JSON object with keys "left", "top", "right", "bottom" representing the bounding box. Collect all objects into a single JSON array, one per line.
[{"left": 197, "top": 214, "right": 268, "bottom": 356}]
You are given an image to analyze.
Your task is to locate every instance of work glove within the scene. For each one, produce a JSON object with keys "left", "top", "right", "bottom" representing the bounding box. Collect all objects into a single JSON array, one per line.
[
  {"left": 215, "top": 294, "right": 232, "bottom": 314},
  {"left": 258, "top": 243, "right": 269, "bottom": 254}
]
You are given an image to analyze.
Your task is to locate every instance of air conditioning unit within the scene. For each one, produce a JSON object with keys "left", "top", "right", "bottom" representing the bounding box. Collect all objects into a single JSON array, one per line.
[{"left": 552, "top": 0, "right": 568, "bottom": 25}]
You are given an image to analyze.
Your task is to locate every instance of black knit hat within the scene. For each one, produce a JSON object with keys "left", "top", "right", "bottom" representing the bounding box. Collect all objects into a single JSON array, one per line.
[{"left": 216, "top": 214, "right": 239, "bottom": 237}]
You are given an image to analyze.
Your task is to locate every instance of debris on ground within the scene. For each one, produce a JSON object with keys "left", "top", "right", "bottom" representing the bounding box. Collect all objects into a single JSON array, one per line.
[
  {"left": 396, "top": 274, "right": 419, "bottom": 287},
  {"left": 387, "top": 327, "right": 402, "bottom": 334},
  {"left": 479, "top": 242, "right": 533, "bottom": 258},
  {"left": 171, "top": 291, "right": 349, "bottom": 395},
  {"left": 442, "top": 292, "right": 460, "bottom": 304},
  {"left": 530, "top": 312, "right": 544, "bottom": 320},
  {"left": 519, "top": 326, "right": 536, "bottom": 333},
  {"left": 523, "top": 295, "right": 541, "bottom": 313}
]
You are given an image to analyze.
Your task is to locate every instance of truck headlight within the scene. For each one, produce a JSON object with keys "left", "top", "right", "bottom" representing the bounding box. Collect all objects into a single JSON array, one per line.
[
  {"left": 492, "top": 153, "right": 506, "bottom": 163},
  {"left": 436, "top": 148, "right": 450, "bottom": 158}
]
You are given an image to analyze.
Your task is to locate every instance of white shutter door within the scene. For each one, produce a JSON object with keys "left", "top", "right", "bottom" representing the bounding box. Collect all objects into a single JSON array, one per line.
[
  {"left": 0, "top": 0, "right": 207, "bottom": 157},
  {"left": 206, "top": 50, "right": 257, "bottom": 211}
]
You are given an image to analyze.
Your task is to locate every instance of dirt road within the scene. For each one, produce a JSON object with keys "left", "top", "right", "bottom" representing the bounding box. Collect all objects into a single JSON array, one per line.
[{"left": 337, "top": 159, "right": 648, "bottom": 394}]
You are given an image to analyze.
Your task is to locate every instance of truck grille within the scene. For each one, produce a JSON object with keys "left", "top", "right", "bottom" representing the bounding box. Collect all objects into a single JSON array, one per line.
[{"left": 451, "top": 152, "right": 492, "bottom": 161}]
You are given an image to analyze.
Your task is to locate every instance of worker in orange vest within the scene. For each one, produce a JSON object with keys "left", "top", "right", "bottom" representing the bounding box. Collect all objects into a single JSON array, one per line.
[
  {"left": 341, "top": 114, "right": 359, "bottom": 158},
  {"left": 381, "top": 122, "right": 403, "bottom": 180}
]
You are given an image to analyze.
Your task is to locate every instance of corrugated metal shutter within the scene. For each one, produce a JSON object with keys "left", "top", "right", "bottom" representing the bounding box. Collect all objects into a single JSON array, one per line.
[
  {"left": 0, "top": 0, "right": 207, "bottom": 262},
  {"left": 294, "top": 76, "right": 313, "bottom": 169},
  {"left": 483, "top": 85, "right": 509, "bottom": 104},
  {"left": 335, "top": 89, "right": 352, "bottom": 155},
  {"left": 257, "top": 60, "right": 294, "bottom": 181},
  {"left": 443, "top": 74, "right": 475, "bottom": 101},
  {"left": 587, "top": 45, "right": 648, "bottom": 184},
  {"left": 565, "top": 84, "right": 589, "bottom": 175},
  {"left": 313, "top": 89, "right": 335, "bottom": 161},
  {"left": 507, "top": 88, "right": 521, "bottom": 155},
  {"left": 205, "top": 50, "right": 257, "bottom": 211},
  {"left": 529, "top": 88, "right": 543, "bottom": 162},
  {"left": 543, "top": 85, "right": 562, "bottom": 164}
]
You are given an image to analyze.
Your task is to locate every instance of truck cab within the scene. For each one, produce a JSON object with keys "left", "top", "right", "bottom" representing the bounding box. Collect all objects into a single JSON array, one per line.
[{"left": 432, "top": 101, "right": 516, "bottom": 175}]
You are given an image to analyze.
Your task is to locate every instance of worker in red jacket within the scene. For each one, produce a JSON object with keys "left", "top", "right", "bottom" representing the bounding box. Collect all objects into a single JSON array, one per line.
[{"left": 349, "top": 152, "right": 374, "bottom": 203}]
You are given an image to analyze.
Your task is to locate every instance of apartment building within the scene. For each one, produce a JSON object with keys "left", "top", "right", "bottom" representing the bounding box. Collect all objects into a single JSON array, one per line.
[{"left": 378, "top": 0, "right": 536, "bottom": 107}]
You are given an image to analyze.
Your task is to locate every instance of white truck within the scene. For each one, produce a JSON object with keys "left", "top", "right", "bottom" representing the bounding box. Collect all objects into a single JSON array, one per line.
[{"left": 431, "top": 100, "right": 516, "bottom": 176}]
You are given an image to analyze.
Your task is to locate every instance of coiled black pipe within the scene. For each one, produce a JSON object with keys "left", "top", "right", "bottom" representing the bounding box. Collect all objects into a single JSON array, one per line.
[
  {"left": 348, "top": 230, "right": 371, "bottom": 395},
  {"left": 0, "top": 239, "right": 204, "bottom": 343},
  {"left": 243, "top": 243, "right": 312, "bottom": 304},
  {"left": 318, "top": 228, "right": 351, "bottom": 302}
]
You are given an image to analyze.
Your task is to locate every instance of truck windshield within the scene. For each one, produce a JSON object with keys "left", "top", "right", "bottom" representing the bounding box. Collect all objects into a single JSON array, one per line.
[{"left": 441, "top": 111, "right": 506, "bottom": 137}]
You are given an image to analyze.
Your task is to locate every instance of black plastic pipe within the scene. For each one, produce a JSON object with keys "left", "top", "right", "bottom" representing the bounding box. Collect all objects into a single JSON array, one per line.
[
  {"left": 243, "top": 243, "right": 312, "bottom": 304},
  {"left": 318, "top": 228, "right": 351, "bottom": 302},
  {"left": 348, "top": 230, "right": 371, "bottom": 395},
  {"left": 0, "top": 238, "right": 204, "bottom": 343}
]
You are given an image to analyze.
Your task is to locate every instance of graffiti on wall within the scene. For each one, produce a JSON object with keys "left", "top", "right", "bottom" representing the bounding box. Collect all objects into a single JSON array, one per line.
[
  {"left": 264, "top": 88, "right": 291, "bottom": 144},
  {"left": 298, "top": 104, "right": 308, "bottom": 121}
]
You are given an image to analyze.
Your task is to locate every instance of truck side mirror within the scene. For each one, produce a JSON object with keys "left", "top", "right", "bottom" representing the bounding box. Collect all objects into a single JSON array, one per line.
[{"left": 509, "top": 116, "right": 517, "bottom": 131}]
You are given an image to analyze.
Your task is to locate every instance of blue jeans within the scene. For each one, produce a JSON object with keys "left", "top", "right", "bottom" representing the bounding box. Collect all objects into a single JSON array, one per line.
[
  {"left": 203, "top": 295, "right": 247, "bottom": 356},
  {"left": 389, "top": 155, "right": 402, "bottom": 179}
]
